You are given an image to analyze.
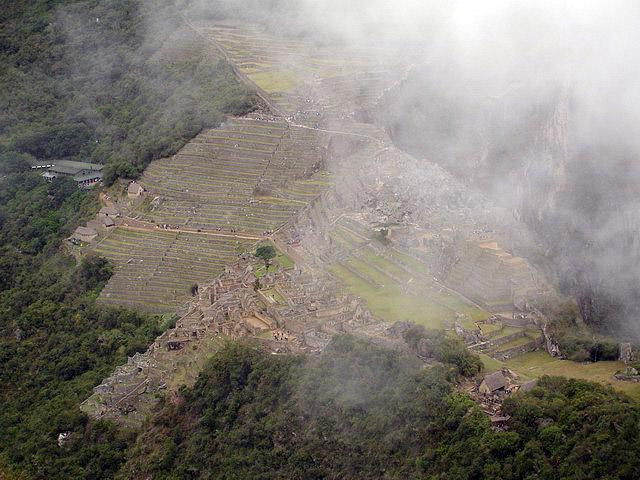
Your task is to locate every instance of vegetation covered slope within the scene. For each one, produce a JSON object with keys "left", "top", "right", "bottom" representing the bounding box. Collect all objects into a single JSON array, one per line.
[
  {"left": 120, "top": 336, "right": 640, "bottom": 480},
  {"left": 0, "top": 0, "right": 256, "bottom": 183},
  {"left": 0, "top": 161, "right": 168, "bottom": 478}
]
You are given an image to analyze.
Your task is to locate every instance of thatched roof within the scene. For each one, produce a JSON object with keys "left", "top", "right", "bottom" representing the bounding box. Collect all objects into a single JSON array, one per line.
[
  {"left": 99, "top": 206, "right": 118, "bottom": 216},
  {"left": 482, "top": 371, "right": 507, "bottom": 392},
  {"left": 128, "top": 182, "right": 143, "bottom": 194},
  {"left": 74, "top": 226, "right": 97, "bottom": 236}
]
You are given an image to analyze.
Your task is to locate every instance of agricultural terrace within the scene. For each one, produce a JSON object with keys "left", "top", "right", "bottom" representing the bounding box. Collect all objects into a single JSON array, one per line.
[
  {"left": 92, "top": 227, "right": 254, "bottom": 313},
  {"left": 138, "top": 117, "right": 330, "bottom": 234},
  {"left": 327, "top": 216, "right": 490, "bottom": 329},
  {"left": 199, "top": 23, "right": 406, "bottom": 119}
]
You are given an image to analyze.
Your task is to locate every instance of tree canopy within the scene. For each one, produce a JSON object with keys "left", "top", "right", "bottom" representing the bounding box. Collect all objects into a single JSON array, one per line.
[{"left": 255, "top": 244, "right": 277, "bottom": 266}]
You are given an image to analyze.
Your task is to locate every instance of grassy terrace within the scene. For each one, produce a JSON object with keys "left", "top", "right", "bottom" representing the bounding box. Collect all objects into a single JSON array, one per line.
[
  {"left": 325, "top": 216, "right": 490, "bottom": 328},
  {"left": 202, "top": 23, "right": 404, "bottom": 119},
  {"left": 329, "top": 247, "right": 489, "bottom": 329},
  {"left": 93, "top": 228, "right": 254, "bottom": 313},
  {"left": 480, "top": 351, "right": 640, "bottom": 401},
  {"left": 137, "top": 118, "right": 326, "bottom": 234},
  {"left": 254, "top": 248, "right": 295, "bottom": 278}
]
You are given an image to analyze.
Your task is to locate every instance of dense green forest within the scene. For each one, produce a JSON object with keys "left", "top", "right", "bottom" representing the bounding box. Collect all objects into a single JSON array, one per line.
[
  {"left": 120, "top": 336, "right": 640, "bottom": 480},
  {"left": 0, "top": 0, "right": 256, "bottom": 183},
  {"left": 0, "top": 159, "right": 166, "bottom": 478},
  {"left": 0, "top": 0, "right": 254, "bottom": 476}
]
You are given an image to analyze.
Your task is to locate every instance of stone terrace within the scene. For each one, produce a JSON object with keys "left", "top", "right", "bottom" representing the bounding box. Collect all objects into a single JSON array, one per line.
[
  {"left": 83, "top": 253, "right": 376, "bottom": 426},
  {"left": 93, "top": 227, "right": 255, "bottom": 313},
  {"left": 138, "top": 117, "right": 330, "bottom": 234},
  {"left": 197, "top": 23, "right": 407, "bottom": 122}
]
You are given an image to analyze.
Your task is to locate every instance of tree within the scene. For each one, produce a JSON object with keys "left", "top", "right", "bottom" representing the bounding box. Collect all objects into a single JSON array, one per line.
[
  {"left": 75, "top": 255, "right": 113, "bottom": 293},
  {"left": 255, "top": 245, "right": 276, "bottom": 267},
  {"left": 0, "top": 151, "right": 32, "bottom": 174},
  {"left": 49, "top": 176, "right": 79, "bottom": 208},
  {"left": 375, "top": 227, "right": 390, "bottom": 245}
]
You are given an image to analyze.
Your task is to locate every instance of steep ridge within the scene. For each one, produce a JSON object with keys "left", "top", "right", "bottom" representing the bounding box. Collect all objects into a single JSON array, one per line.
[{"left": 81, "top": 20, "right": 581, "bottom": 425}]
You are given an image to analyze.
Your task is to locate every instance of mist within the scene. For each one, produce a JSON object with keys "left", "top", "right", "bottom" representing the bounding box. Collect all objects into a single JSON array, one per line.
[
  {"left": 56, "top": 0, "right": 640, "bottom": 335},
  {"left": 181, "top": 0, "right": 640, "bottom": 337}
]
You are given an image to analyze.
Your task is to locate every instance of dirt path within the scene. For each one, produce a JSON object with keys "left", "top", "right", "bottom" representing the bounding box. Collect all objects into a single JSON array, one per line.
[
  {"left": 287, "top": 122, "right": 386, "bottom": 144},
  {"left": 117, "top": 222, "right": 264, "bottom": 241}
]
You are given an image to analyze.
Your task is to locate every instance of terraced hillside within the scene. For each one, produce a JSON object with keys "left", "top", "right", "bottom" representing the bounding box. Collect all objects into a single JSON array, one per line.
[
  {"left": 446, "top": 240, "right": 540, "bottom": 310},
  {"left": 195, "top": 22, "right": 407, "bottom": 121},
  {"left": 326, "top": 215, "right": 490, "bottom": 329},
  {"left": 137, "top": 116, "right": 330, "bottom": 234},
  {"left": 93, "top": 227, "right": 254, "bottom": 313},
  {"left": 89, "top": 21, "right": 404, "bottom": 315}
]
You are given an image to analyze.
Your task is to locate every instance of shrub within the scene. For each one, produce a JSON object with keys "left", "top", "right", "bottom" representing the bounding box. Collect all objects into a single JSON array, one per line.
[
  {"left": 558, "top": 335, "right": 619, "bottom": 362},
  {"left": 255, "top": 244, "right": 276, "bottom": 266}
]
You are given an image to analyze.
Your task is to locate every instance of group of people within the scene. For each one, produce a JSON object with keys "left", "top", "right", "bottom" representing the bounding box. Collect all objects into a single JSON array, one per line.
[{"left": 272, "top": 330, "right": 291, "bottom": 341}]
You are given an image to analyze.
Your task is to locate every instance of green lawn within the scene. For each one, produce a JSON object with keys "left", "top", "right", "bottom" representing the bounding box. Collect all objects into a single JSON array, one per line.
[
  {"left": 276, "top": 252, "right": 294, "bottom": 269},
  {"left": 361, "top": 249, "right": 412, "bottom": 281},
  {"left": 490, "top": 326, "right": 525, "bottom": 340},
  {"left": 479, "top": 353, "right": 506, "bottom": 375},
  {"left": 433, "top": 291, "right": 489, "bottom": 322},
  {"left": 481, "top": 350, "right": 640, "bottom": 401},
  {"left": 255, "top": 264, "right": 278, "bottom": 278},
  {"left": 248, "top": 70, "right": 301, "bottom": 92},
  {"left": 478, "top": 321, "right": 503, "bottom": 336},
  {"left": 494, "top": 335, "right": 536, "bottom": 352},
  {"left": 329, "top": 263, "right": 453, "bottom": 329},
  {"left": 388, "top": 248, "right": 431, "bottom": 276},
  {"left": 262, "top": 288, "right": 286, "bottom": 304},
  {"left": 254, "top": 244, "right": 294, "bottom": 277},
  {"left": 330, "top": 250, "right": 490, "bottom": 330},
  {"left": 378, "top": 249, "right": 489, "bottom": 323}
]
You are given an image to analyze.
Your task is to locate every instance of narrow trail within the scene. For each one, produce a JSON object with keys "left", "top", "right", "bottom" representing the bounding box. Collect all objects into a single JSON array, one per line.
[
  {"left": 117, "top": 223, "right": 264, "bottom": 241},
  {"left": 287, "top": 122, "right": 385, "bottom": 144}
]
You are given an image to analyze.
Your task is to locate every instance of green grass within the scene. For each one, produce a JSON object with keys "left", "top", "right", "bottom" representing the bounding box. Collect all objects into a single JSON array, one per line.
[
  {"left": 276, "top": 252, "right": 294, "bottom": 269},
  {"left": 254, "top": 243, "right": 294, "bottom": 277},
  {"left": 479, "top": 353, "right": 505, "bottom": 375},
  {"left": 481, "top": 350, "right": 640, "bottom": 401},
  {"left": 335, "top": 226, "right": 367, "bottom": 248},
  {"left": 254, "top": 263, "right": 278, "bottom": 278},
  {"left": 257, "top": 330, "right": 275, "bottom": 339},
  {"left": 388, "top": 248, "right": 431, "bottom": 276},
  {"left": 346, "top": 258, "right": 392, "bottom": 285},
  {"left": 331, "top": 249, "right": 490, "bottom": 330},
  {"left": 432, "top": 291, "right": 489, "bottom": 322},
  {"left": 361, "top": 249, "right": 411, "bottom": 281},
  {"left": 494, "top": 335, "right": 535, "bottom": 352},
  {"left": 377, "top": 252, "right": 489, "bottom": 324},
  {"left": 491, "top": 326, "right": 525, "bottom": 339},
  {"left": 329, "top": 263, "right": 453, "bottom": 329},
  {"left": 248, "top": 70, "right": 301, "bottom": 92},
  {"left": 478, "top": 321, "right": 503, "bottom": 335},
  {"left": 262, "top": 288, "right": 286, "bottom": 304}
]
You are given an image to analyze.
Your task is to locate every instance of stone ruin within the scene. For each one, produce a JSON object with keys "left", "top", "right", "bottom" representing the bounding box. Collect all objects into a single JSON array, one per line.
[
  {"left": 81, "top": 253, "right": 377, "bottom": 425},
  {"left": 81, "top": 22, "right": 572, "bottom": 427}
]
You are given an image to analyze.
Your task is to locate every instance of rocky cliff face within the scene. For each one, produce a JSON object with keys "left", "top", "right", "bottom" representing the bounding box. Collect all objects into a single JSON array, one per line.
[{"left": 375, "top": 67, "right": 640, "bottom": 339}]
